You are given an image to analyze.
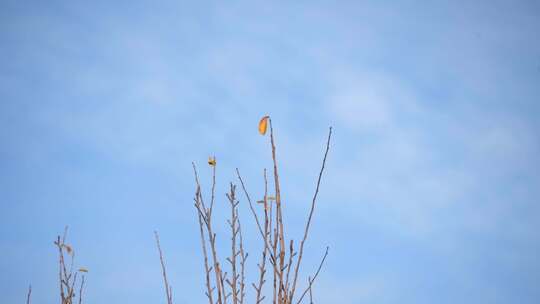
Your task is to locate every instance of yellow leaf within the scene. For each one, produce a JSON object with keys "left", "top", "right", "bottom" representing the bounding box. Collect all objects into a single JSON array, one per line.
[
  {"left": 258, "top": 116, "right": 269, "bottom": 135},
  {"left": 208, "top": 156, "right": 216, "bottom": 166},
  {"left": 78, "top": 267, "right": 89, "bottom": 273}
]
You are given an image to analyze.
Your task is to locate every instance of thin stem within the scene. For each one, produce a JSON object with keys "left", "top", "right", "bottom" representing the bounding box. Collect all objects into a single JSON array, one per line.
[
  {"left": 272, "top": 227, "right": 278, "bottom": 304},
  {"left": 226, "top": 184, "right": 240, "bottom": 304},
  {"left": 210, "top": 159, "right": 216, "bottom": 216},
  {"left": 26, "top": 285, "right": 31, "bottom": 304},
  {"left": 238, "top": 222, "right": 247, "bottom": 304},
  {"left": 78, "top": 275, "right": 85, "bottom": 304},
  {"left": 193, "top": 163, "right": 224, "bottom": 304},
  {"left": 154, "top": 231, "right": 173, "bottom": 304},
  {"left": 56, "top": 236, "right": 65, "bottom": 304},
  {"left": 295, "top": 247, "right": 329, "bottom": 304},
  {"left": 284, "top": 239, "right": 296, "bottom": 300},
  {"left": 308, "top": 277, "right": 313, "bottom": 304},
  {"left": 268, "top": 118, "right": 287, "bottom": 303},
  {"left": 254, "top": 169, "right": 270, "bottom": 304},
  {"left": 196, "top": 201, "right": 214, "bottom": 304},
  {"left": 289, "top": 127, "right": 332, "bottom": 303},
  {"left": 236, "top": 169, "right": 280, "bottom": 275}
]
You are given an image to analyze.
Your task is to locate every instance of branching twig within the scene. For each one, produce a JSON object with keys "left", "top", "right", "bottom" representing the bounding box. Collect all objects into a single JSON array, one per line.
[
  {"left": 193, "top": 163, "right": 225, "bottom": 304},
  {"left": 195, "top": 199, "right": 215, "bottom": 304},
  {"left": 268, "top": 118, "right": 288, "bottom": 303},
  {"left": 236, "top": 169, "right": 280, "bottom": 272},
  {"left": 154, "top": 231, "right": 173, "bottom": 304},
  {"left": 284, "top": 239, "right": 296, "bottom": 300},
  {"left": 295, "top": 247, "right": 329, "bottom": 304},
  {"left": 78, "top": 275, "right": 85, "bottom": 304},
  {"left": 254, "top": 169, "right": 270, "bottom": 304},
  {"left": 191, "top": 120, "right": 332, "bottom": 304},
  {"left": 226, "top": 184, "right": 240, "bottom": 304},
  {"left": 238, "top": 222, "right": 247, "bottom": 304},
  {"left": 289, "top": 127, "right": 332, "bottom": 303},
  {"left": 54, "top": 227, "right": 87, "bottom": 304}
]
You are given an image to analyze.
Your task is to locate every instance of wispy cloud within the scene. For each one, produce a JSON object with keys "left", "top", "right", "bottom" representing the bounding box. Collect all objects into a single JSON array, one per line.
[{"left": 1, "top": 1, "right": 539, "bottom": 303}]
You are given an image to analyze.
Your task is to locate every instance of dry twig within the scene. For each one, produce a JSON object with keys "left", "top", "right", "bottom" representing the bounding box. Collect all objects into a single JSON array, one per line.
[
  {"left": 193, "top": 163, "right": 225, "bottom": 304},
  {"left": 54, "top": 227, "right": 87, "bottom": 304},
  {"left": 154, "top": 231, "right": 173, "bottom": 304},
  {"left": 289, "top": 127, "right": 332, "bottom": 303},
  {"left": 295, "top": 246, "right": 329, "bottom": 304},
  {"left": 191, "top": 119, "right": 332, "bottom": 304},
  {"left": 26, "top": 285, "right": 31, "bottom": 304}
]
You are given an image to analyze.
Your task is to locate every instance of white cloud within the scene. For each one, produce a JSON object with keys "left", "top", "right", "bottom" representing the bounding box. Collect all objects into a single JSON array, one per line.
[{"left": 327, "top": 71, "right": 420, "bottom": 132}]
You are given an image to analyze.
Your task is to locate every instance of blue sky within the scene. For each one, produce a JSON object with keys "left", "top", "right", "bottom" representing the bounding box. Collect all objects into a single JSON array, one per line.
[{"left": 1, "top": 0, "right": 540, "bottom": 303}]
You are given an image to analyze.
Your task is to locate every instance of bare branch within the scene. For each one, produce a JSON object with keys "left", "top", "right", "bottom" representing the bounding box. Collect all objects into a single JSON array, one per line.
[
  {"left": 226, "top": 184, "right": 240, "bottom": 304},
  {"left": 154, "top": 231, "right": 173, "bottom": 304},
  {"left": 26, "top": 285, "right": 31, "bottom": 304},
  {"left": 284, "top": 239, "right": 296, "bottom": 300},
  {"left": 254, "top": 169, "right": 270, "bottom": 304},
  {"left": 289, "top": 127, "right": 332, "bottom": 303},
  {"left": 55, "top": 227, "right": 87, "bottom": 304},
  {"left": 236, "top": 169, "right": 281, "bottom": 278},
  {"left": 308, "top": 277, "right": 313, "bottom": 304},
  {"left": 78, "top": 275, "right": 85, "bottom": 304},
  {"left": 267, "top": 118, "right": 287, "bottom": 303},
  {"left": 196, "top": 206, "right": 214, "bottom": 304},
  {"left": 210, "top": 159, "right": 217, "bottom": 216},
  {"left": 295, "top": 247, "right": 329, "bottom": 304},
  {"left": 191, "top": 121, "right": 332, "bottom": 304},
  {"left": 236, "top": 170, "right": 274, "bottom": 255},
  {"left": 193, "top": 162, "right": 224, "bottom": 304},
  {"left": 238, "top": 221, "right": 247, "bottom": 304}
]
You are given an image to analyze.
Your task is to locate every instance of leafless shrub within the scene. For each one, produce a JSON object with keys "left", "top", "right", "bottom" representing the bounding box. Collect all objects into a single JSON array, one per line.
[
  {"left": 188, "top": 117, "right": 332, "bottom": 304},
  {"left": 54, "top": 226, "right": 87, "bottom": 304}
]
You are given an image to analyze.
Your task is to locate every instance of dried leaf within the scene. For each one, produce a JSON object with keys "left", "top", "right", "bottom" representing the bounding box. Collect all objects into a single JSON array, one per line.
[
  {"left": 63, "top": 244, "right": 73, "bottom": 255},
  {"left": 208, "top": 156, "right": 216, "bottom": 166},
  {"left": 78, "top": 267, "right": 89, "bottom": 273},
  {"left": 258, "top": 116, "right": 269, "bottom": 135}
]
